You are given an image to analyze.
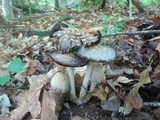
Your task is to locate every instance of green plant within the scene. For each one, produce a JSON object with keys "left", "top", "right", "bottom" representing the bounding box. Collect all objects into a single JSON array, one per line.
[
  {"left": 0, "top": 57, "right": 26, "bottom": 86},
  {"left": 62, "top": 22, "right": 76, "bottom": 28},
  {"left": 0, "top": 74, "right": 11, "bottom": 86}
]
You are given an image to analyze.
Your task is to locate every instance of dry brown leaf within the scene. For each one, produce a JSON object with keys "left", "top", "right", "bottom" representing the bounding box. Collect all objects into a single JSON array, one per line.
[
  {"left": 71, "top": 116, "right": 89, "bottom": 120},
  {"left": 156, "top": 42, "right": 160, "bottom": 52},
  {"left": 10, "top": 75, "right": 48, "bottom": 120},
  {"left": 154, "top": 65, "right": 160, "bottom": 78},
  {"left": 27, "top": 60, "right": 45, "bottom": 75},
  {"left": 40, "top": 89, "right": 62, "bottom": 120},
  {"left": 139, "top": 65, "right": 152, "bottom": 84},
  {"left": 125, "top": 65, "right": 151, "bottom": 111},
  {"left": 126, "top": 85, "right": 143, "bottom": 109},
  {"left": 116, "top": 76, "right": 133, "bottom": 84},
  {"left": 74, "top": 73, "right": 83, "bottom": 86},
  {"left": 85, "top": 26, "right": 103, "bottom": 35},
  {"left": 118, "top": 100, "right": 133, "bottom": 116},
  {"left": 101, "top": 96, "right": 121, "bottom": 111},
  {"left": 91, "top": 87, "right": 108, "bottom": 100}
]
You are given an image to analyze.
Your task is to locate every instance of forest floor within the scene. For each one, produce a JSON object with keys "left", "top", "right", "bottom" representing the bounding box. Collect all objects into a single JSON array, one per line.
[{"left": 0, "top": 4, "right": 160, "bottom": 120}]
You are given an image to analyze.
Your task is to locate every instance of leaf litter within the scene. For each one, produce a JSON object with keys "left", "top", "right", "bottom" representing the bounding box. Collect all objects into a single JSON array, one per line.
[{"left": 0, "top": 4, "right": 160, "bottom": 120}]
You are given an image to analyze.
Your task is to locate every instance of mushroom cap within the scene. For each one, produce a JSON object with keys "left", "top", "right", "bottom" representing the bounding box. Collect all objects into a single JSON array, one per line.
[
  {"left": 75, "top": 45, "right": 116, "bottom": 62},
  {"left": 51, "top": 28, "right": 100, "bottom": 53},
  {"left": 50, "top": 72, "right": 70, "bottom": 94},
  {"left": 49, "top": 51, "right": 88, "bottom": 67}
]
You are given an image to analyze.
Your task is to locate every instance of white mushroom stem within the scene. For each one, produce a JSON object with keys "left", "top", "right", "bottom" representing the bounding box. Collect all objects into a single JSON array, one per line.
[
  {"left": 67, "top": 67, "right": 88, "bottom": 105},
  {"left": 79, "top": 62, "right": 93, "bottom": 98},
  {"left": 89, "top": 63, "right": 105, "bottom": 92},
  {"left": 66, "top": 67, "right": 78, "bottom": 101},
  {"left": 89, "top": 82, "right": 97, "bottom": 92}
]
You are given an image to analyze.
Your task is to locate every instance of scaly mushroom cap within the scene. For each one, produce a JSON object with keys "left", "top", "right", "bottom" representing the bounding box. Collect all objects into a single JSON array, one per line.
[
  {"left": 51, "top": 28, "right": 100, "bottom": 53},
  {"left": 50, "top": 72, "right": 70, "bottom": 94},
  {"left": 49, "top": 51, "right": 88, "bottom": 67},
  {"left": 75, "top": 45, "right": 116, "bottom": 62}
]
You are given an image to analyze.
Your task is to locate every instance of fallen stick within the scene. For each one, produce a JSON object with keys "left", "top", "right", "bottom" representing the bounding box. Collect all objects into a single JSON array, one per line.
[{"left": 101, "top": 30, "right": 160, "bottom": 38}]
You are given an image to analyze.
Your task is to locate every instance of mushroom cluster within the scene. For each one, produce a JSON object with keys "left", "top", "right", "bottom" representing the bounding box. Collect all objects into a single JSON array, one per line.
[{"left": 48, "top": 22, "right": 116, "bottom": 104}]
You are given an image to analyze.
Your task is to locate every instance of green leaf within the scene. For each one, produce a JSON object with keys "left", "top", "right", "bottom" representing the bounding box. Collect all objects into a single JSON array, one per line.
[
  {"left": 7, "top": 58, "right": 25, "bottom": 73},
  {"left": 0, "top": 74, "right": 10, "bottom": 86},
  {"left": 100, "top": 16, "right": 109, "bottom": 23},
  {"left": 62, "top": 22, "right": 76, "bottom": 29},
  {"left": 102, "top": 24, "right": 109, "bottom": 31}
]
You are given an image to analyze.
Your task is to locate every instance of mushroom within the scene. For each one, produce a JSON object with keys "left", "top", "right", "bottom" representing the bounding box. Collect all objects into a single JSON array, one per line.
[
  {"left": 50, "top": 71, "right": 70, "bottom": 94},
  {"left": 48, "top": 51, "right": 88, "bottom": 104},
  {"left": 75, "top": 45, "right": 116, "bottom": 99},
  {"left": 47, "top": 23, "right": 102, "bottom": 104}
]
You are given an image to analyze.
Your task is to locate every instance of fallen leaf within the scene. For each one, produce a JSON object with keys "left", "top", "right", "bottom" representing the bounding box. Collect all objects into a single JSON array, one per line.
[
  {"left": 0, "top": 70, "right": 10, "bottom": 86},
  {"left": 27, "top": 60, "right": 45, "bottom": 75},
  {"left": 123, "top": 65, "right": 152, "bottom": 113},
  {"left": 101, "top": 96, "right": 121, "bottom": 111},
  {"left": 91, "top": 86, "right": 108, "bottom": 100},
  {"left": 126, "top": 85, "right": 143, "bottom": 109},
  {"left": 154, "top": 65, "right": 160, "bottom": 78},
  {"left": 116, "top": 76, "right": 133, "bottom": 84},
  {"left": 0, "top": 94, "right": 12, "bottom": 113},
  {"left": 10, "top": 75, "right": 48, "bottom": 120},
  {"left": 139, "top": 65, "right": 152, "bottom": 84},
  {"left": 74, "top": 73, "right": 83, "bottom": 86},
  {"left": 71, "top": 116, "right": 89, "bottom": 120},
  {"left": 118, "top": 100, "right": 133, "bottom": 116},
  {"left": 40, "top": 89, "right": 62, "bottom": 120},
  {"left": 7, "top": 58, "right": 26, "bottom": 73},
  {"left": 85, "top": 26, "right": 102, "bottom": 35},
  {"left": 156, "top": 42, "right": 160, "bottom": 52}
]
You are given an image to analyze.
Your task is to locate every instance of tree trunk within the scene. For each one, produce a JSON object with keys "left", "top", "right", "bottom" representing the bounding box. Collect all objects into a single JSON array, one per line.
[
  {"left": 0, "top": 15, "right": 10, "bottom": 28},
  {"left": 132, "top": 0, "right": 145, "bottom": 13},
  {"left": 2, "top": 0, "right": 15, "bottom": 19},
  {"left": 55, "top": 0, "right": 60, "bottom": 10}
]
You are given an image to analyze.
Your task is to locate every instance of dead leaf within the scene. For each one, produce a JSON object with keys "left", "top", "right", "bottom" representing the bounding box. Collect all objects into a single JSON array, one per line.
[
  {"left": 85, "top": 26, "right": 102, "bottom": 35},
  {"left": 126, "top": 85, "right": 143, "bottom": 109},
  {"left": 124, "top": 65, "right": 151, "bottom": 111},
  {"left": 74, "top": 73, "right": 83, "bottom": 86},
  {"left": 153, "top": 107, "right": 160, "bottom": 119},
  {"left": 154, "top": 65, "right": 160, "bottom": 78},
  {"left": 101, "top": 96, "right": 121, "bottom": 111},
  {"left": 156, "top": 42, "right": 160, "bottom": 52},
  {"left": 40, "top": 89, "right": 62, "bottom": 120},
  {"left": 71, "top": 116, "right": 89, "bottom": 120},
  {"left": 139, "top": 65, "right": 152, "bottom": 84},
  {"left": 10, "top": 75, "right": 48, "bottom": 120},
  {"left": 91, "top": 86, "right": 108, "bottom": 100},
  {"left": 116, "top": 76, "right": 133, "bottom": 84},
  {"left": 27, "top": 60, "right": 45, "bottom": 75},
  {"left": 118, "top": 100, "right": 133, "bottom": 116}
]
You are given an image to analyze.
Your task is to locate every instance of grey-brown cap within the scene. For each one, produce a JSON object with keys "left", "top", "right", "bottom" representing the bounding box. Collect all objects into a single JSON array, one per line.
[
  {"left": 49, "top": 51, "right": 88, "bottom": 67},
  {"left": 75, "top": 45, "right": 116, "bottom": 62},
  {"left": 51, "top": 28, "right": 100, "bottom": 53}
]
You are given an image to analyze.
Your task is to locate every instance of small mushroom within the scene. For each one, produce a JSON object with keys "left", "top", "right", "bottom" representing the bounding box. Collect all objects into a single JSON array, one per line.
[
  {"left": 75, "top": 45, "right": 116, "bottom": 99},
  {"left": 48, "top": 51, "right": 88, "bottom": 104},
  {"left": 50, "top": 71, "right": 70, "bottom": 94}
]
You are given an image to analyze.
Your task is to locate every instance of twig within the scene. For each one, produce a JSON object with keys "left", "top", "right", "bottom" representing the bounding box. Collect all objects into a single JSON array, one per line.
[
  {"left": 144, "top": 102, "right": 160, "bottom": 107},
  {"left": 101, "top": 30, "right": 160, "bottom": 38}
]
